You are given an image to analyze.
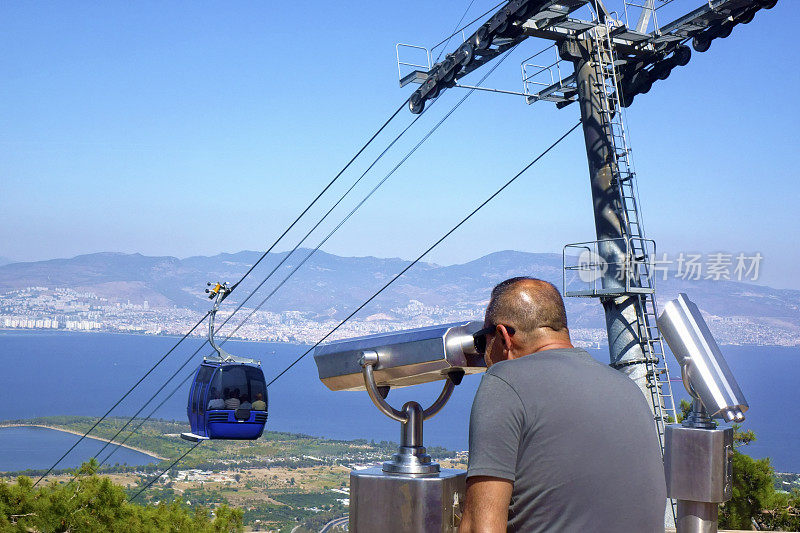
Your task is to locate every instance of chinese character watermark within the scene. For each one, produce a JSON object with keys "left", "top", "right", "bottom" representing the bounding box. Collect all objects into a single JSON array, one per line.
[
  {"left": 573, "top": 251, "right": 763, "bottom": 284},
  {"left": 576, "top": 249, "right": 608, "bottom": 283}
]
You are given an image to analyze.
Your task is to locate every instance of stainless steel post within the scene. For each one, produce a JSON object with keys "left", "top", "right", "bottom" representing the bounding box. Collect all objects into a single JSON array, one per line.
[
  {"left": 312, "top": 324, "right": 485, "bottom": 532},
  {"left": 385, "top": 400, "right": 440, "bottom": 476},
  {"left": 348, "top": 351, "right": 466, "bottom": 532},
  {"left": 676, "top": 500, "right": 719, "bottom": 533},
  {"left": 401, "top": 401, "right": 423, "bottom": 448},
  {"left": 564, "top": 37, "right": 650, "bottom": 400}
]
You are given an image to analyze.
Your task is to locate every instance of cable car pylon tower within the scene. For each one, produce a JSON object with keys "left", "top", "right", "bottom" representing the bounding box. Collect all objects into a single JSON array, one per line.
[
  {"left": 562, "top": 19, "right": 679, "bottom": 449},
  {"left": 396, "top": 0, "right": 778, "bottom": 519}
]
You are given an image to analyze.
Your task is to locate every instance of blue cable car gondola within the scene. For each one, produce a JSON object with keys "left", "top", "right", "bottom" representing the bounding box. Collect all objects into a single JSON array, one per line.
[{"left": 181, "top": 282, "right": 268, "bottom": 442}]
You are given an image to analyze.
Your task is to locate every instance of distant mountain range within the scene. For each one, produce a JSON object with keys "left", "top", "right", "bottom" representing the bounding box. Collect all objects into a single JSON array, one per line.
[{"left": 0, "top": 250, "right": 798, "bottom": 344}]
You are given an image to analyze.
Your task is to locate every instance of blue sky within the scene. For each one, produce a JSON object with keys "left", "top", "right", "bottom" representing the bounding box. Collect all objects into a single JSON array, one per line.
[{"left": 1, "top": 1, "right": 798, "bottom": 288}]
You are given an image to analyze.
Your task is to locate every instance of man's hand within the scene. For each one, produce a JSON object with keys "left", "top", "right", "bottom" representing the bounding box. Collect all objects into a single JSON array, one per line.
[{"left": 459, "top": 476, "right": 513, "bottom": 533}]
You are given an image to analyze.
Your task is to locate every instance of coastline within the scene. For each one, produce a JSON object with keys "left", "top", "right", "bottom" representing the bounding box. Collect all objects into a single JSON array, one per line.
[
  {"left": 0, "top": 327, "right": 795, "bottom": 348},
  {"left": 0, "top": 327, "right": 295, "bottom": 346},
  {"left": 0, "top": 424, "right": 167, "bottom": 461}
]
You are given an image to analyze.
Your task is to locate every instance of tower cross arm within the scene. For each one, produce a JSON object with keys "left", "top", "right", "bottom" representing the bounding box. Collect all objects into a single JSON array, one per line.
[{"left": 407, "top": 0, "right": 775, "bottom": 114}]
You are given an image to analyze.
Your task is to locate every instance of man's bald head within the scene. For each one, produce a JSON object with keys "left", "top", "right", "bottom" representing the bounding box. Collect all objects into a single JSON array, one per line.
[{"left": 485, "top": 277, "right": 569, "bottom": 343}]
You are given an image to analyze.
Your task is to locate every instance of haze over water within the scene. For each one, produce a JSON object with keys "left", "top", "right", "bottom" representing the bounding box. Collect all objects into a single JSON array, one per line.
[{"left": 0, "top": 331, "right": 796, "bottom": 472}]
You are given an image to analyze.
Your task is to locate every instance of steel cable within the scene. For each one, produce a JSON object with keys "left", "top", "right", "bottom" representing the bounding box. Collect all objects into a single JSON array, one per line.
[
  {"left": 127, "top": 441, "right": 202, "bottom": 503},
  {"left": 430, "top": 1, "right": 506, "bottom": 53},
  {"left": 97, "top": 372, "right": 194, "bottom": 468},
  {"left": 32, "top": 316, "right": 208, "bottom": 486},
  {"left": 90, "top": 108, "right": 428, "bottom": 469},
  {"left": 266, "top": 121, "right": 582, "bottom": 387},
  {"left": 435, "top": 0, "right": 478, "bottom": 62},
  {"left": 228, "top": 100, "right": 408, "bottom": 293},
  {"left": 109, "top": 119, "right": 581, "bottom": 499},
  {"left": 213, "top": 44, "right": 519, "bottom": 354},
  {"left": 34, "top": 99, "right": 409, "bottom": 485},
  {"left": 94, "top": 47, "right": 517, "bottom": 473}
]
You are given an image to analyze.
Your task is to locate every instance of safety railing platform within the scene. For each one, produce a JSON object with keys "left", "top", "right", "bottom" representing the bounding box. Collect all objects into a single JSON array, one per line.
[
  {"left": 396, "top": 43, "right": 432, "bottom": 87},
  {"left": 563, "top": 238, "right": 657, "bottom": 298}
]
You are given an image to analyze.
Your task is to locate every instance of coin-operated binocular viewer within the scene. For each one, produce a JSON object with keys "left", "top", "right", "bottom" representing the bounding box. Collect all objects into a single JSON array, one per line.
[
  {"left": 314, "top": 321, "right": 485, "bottom": 532},
  {"left": 658, "top": 294, "right": 749, "bottom": 533}
]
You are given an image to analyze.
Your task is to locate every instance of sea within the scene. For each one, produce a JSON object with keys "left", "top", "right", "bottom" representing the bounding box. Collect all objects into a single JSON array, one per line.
[{"left": 0, "top": 331, "right": 797, "bottom": 473}]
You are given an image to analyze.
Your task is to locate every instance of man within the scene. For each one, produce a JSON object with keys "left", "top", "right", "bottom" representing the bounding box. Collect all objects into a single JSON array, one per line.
[{"left": 460, "top": 277, "right": 666, "bottom": 533}]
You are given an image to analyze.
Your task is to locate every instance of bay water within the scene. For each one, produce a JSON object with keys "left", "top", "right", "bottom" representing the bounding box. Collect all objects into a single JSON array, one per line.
[
  {"left": 0, "top": 331, "right": 796, "bottom": 472},
  {"left": 0, "top": 426, "right": 157, "bottom": 471}
]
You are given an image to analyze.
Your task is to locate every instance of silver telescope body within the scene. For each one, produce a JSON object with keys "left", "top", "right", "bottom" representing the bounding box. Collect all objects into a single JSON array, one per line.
[
  {"left": 657, "top": 293, "right": 748, "bottom": 423},
  {"left": 313, "top": 321, "right": 485, "bottom": 391}
]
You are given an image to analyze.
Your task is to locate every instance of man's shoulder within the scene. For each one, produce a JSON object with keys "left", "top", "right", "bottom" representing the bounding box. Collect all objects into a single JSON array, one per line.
[{"left": 484, "top": 347, "right": 631, "bottom": 393}]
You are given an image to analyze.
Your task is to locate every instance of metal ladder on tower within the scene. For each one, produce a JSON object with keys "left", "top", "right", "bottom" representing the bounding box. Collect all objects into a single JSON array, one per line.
[{"left": 588, "top": 16, "right": 679, "bottom": 451}]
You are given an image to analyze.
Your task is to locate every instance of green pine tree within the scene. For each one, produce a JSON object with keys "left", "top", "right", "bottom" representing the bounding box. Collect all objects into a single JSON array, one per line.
[{"left": 0, "top": 459, "right": 243, "bottom": 532}]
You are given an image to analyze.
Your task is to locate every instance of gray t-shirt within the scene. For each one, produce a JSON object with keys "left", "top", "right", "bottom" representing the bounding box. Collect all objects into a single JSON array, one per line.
[{"left": 467, "top": 348, "right": 666, "bottom": 532}]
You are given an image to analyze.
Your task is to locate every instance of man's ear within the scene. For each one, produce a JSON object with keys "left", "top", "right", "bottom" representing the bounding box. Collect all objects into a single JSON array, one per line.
[{"left": 497, "top": 324, "right": 513, "bottom": 350}]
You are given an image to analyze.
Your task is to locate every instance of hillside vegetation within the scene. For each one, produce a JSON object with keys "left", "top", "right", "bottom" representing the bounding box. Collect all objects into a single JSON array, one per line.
[{"left": 0, "top": 461, "right": 242, "bottom": 532}]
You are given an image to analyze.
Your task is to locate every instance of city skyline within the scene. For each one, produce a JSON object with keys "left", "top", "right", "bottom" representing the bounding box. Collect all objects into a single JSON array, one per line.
[
  {"left": 1, "top": 248, "right": 797, "bottom": 347},
  {"left": 3, "top": 283, "right": 796, "bottom": 348}
]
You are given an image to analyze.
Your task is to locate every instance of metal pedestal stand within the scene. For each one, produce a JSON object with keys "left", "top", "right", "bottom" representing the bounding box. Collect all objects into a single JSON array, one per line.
[
  {"left": 665, "top": 400, "right": 734, "bottom": 533},
  {"left": 348, "top": 350, "right": 466, "bottom": 532}
]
